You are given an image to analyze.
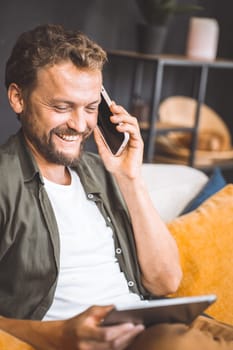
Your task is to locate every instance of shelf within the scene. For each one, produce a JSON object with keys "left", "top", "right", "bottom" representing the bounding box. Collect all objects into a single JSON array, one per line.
[
  {"left": 139, "top": 121, "right": 195, "bottom": 134},
  {"left": 107, "top": 50, "right": 233, "bottom": 69},
  {"left": 154, "top": 134, "right": 233, "bottom": 167},
  {"left": 154, "top": 154, "right": 233, "bottom": 171},
  {"left": 107, "top": 50, "right": 233, "bottom": 169}
]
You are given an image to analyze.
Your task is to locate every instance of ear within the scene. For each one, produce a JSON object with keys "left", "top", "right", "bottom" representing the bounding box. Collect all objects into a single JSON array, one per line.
[{"left": 8, "top": 83, "right": 24, "bottom": 114}]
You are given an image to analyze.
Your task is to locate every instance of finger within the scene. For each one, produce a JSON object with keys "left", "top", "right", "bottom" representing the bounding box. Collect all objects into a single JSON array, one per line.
[
  {"left": 80, "top": 323, "right": 143, "bottom": 349},
  {"left": 84, "top": 320, "right": 140, "bottom": 343},
  {"left": 109, "top": 113, "right": 140, "bottom": 138},
  {"left": 81, "top": 305, "right": 133, "bottom": 343},
  {"left": 79, "top": 326, "right": 143, "bottom": 350},
  {"left": 110, "top": 114, "right": 139, "bottom": 128},
  {"left": 86, "top": 323, "right": 138, "bottom": 343},
  {"left": 110, "top": 103, "right": 129, "bottom": 116},
  {"left": 101, "top": 323, "right": 138, "bottom": 342},
  {"left": 116, "top": 122, "right": 143, "bottom": 148},
  {"left": 111, "top": 324, "right": 145, "bottom": 349},
  {"left": 116, "top": 121, "right": 140, "bottom": 136},
  {"left": 78, "top": 340, "right": 111, "bottom": 350}
]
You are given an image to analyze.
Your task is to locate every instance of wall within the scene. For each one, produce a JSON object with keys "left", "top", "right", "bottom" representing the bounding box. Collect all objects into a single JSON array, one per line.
[
  {"left": 105, "top": 0, "right": 233, "bottom": 134},
  {"left": 1, "top": 0, "right": 233, "bottom": 170},
  {"left": 0, "top": 0, "right": 140, "bottom": 144}
]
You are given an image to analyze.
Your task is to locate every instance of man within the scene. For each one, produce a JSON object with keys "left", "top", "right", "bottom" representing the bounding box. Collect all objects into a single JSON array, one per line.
[{"left": 0, "top": 24, "right": 232, "bottom": 350}]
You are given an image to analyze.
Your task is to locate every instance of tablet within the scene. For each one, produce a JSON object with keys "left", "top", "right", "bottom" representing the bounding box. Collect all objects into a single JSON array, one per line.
[{"left": 102, "top": 294, "right": 216, "bottom": 327}]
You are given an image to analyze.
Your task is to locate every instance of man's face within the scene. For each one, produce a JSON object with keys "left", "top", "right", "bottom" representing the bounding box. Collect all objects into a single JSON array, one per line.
[{"left": 20, "top": 62, "right": 102, "bottom": 167}]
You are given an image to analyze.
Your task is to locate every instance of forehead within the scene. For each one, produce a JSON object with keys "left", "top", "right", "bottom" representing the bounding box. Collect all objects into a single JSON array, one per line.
[{"left": 35, "top": 62, "right": 102, "bottom": 100}]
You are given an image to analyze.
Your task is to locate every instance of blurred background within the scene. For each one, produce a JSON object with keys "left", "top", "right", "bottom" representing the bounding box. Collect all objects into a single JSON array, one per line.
[{"left": 1, "top": 0, "right": 233, "bottom": 179}]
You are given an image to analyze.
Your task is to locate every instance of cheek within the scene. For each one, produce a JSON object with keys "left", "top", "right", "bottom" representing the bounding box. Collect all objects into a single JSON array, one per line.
[
  {"left": 37, "top": 112, "right": 66, "bottom": 134},
  {"left": 23, "top": 105, "right": 53, "bottom": 131},
  {"left": 32, "top": 118, "right": 53, "bottom": 136},
  {"left": 87, "top": 113, "right": 98, "bottom": 129}
]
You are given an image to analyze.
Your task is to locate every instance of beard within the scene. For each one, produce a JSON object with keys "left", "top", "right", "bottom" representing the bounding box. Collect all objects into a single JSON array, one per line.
[{"left": 22, "top": 119, "right": 92, "bottom": 167}]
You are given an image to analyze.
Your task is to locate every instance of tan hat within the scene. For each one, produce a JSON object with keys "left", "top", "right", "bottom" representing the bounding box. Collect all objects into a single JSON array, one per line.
[
  {"left": 158, "top": 96, "right": 232, "bottom": 151},
  {"left": 155, "top": 96, "right": 233, "bottom": 166}
]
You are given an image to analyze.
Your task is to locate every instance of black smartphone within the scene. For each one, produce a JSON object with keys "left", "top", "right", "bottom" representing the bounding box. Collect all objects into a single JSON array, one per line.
[{"left": 97, "top": 86, "right": 129, "bottom": 156}]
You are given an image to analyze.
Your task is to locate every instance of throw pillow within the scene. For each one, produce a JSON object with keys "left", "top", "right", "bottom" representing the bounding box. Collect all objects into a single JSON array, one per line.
[
  {"left": 142, "top": 163, "right": 208, "bottom": 222},
  {"left": 167, "top": 184, "right": 233, "bottom": 325},
  {"left": 181, "top": 167, "right": 226, "bottom": 214}
]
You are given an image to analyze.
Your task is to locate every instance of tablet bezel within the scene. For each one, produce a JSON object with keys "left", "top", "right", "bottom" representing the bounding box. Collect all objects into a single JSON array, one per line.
[{"left": 102, "top": 294, "right": 216, "bottom": 327}]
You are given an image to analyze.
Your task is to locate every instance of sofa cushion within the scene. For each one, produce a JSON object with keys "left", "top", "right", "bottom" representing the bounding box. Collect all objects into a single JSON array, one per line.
[
  {"left": 181, "top": 167, "right": 226, "bottom": 214},
  {"left": 167, "top": 184, "right": 233, "bottom": 325},
  {"left": 142, "top": 164, "right": 208, "bottom": 222}
]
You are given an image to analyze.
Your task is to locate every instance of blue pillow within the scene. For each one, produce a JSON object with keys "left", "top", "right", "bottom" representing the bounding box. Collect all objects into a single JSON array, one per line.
[{"left": 181, "top": 167, "right": 227, "bottom": 215}]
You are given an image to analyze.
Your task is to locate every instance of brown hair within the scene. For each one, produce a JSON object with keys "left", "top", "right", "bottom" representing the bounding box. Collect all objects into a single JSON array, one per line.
[{"left": 5, "top": 24, "right": 107, "bottom": 94}]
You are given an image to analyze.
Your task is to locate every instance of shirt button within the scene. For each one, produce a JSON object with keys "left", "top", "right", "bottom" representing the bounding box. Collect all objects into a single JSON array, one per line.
[
  {"left": 128, "top": 281, "right": 134, "bottom": 287},
  {"left": 87, "top": 194, "right": 94, "bottom": 199},
  {"left": 116, "top": 248, "right": 122, "bottom": 254}
]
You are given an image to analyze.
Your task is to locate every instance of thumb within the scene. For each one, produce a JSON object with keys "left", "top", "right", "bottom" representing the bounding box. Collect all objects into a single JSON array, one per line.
[{"left": 87, "top": 305, "right": 114, "bottom": 324}]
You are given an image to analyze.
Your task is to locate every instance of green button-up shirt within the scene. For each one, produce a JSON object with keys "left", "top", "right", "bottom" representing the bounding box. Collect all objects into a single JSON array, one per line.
[{"left": 0, "top": 130, "right": 151, "bottom": 320}]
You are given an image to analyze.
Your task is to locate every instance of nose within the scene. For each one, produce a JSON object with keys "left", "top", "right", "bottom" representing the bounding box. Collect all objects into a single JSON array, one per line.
[{"left": 67, "top": 109, "right": 87, "bottom": 133}]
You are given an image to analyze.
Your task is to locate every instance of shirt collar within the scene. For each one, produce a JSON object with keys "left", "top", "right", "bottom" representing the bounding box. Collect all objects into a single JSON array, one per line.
[
  {"left": 72, "top": 153, "right": 102, "bottom": 195},
  {"left": 15, "top": 129, "right": 43, "bottom": 184}
]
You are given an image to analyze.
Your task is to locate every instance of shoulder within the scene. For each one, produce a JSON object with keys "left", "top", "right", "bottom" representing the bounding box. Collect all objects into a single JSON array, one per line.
[
  {"left": 0, "top": 134, "right": 21, "bottom": 176},
  {"left": 0, "top": 132, "right": 35, "bottom": 193}
]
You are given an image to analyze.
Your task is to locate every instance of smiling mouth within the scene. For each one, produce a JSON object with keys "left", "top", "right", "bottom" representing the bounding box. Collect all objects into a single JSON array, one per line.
[
  {"left": 57, "top": 133, "right": 79, "bottom": 142},
  {"left": 52, "top": 126, "right": 92, "bottom": 145}
]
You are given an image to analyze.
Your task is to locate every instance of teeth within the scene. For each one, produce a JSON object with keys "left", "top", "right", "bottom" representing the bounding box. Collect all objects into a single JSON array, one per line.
[{"left": 58, "top": 134, "right": 78, "bottom": 141}]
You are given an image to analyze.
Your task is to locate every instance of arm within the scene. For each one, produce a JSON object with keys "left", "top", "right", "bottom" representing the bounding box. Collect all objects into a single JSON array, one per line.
[
  {"left": 0, "top": 306, "right": 144, "bottom": 350},
  {"left": 94, "top": 103, "right": 182, "bottom": 296}
]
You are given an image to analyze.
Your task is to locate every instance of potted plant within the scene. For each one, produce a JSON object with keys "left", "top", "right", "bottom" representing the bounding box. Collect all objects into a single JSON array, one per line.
[{"left": 136, "top": 0, "right": 203, "bottom": 54}]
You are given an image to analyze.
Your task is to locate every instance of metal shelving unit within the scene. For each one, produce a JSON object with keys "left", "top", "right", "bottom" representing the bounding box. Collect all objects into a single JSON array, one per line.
[{"left": 106, "top": 49, "right": 233, "bottom": 168}]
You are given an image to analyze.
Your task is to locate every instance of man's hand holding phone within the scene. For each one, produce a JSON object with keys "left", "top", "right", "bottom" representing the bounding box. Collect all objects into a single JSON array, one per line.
[
  {"left": 97, "top": 86, "right": 129, "bottom": 156},
  {"left": 94, "top": 87, "right": 144, "bottom": 180}
]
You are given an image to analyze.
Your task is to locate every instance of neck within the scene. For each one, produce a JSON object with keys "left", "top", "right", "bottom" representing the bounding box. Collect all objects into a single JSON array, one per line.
[{"left": 42, "top": 165, "right": 71, "bottom": 185}]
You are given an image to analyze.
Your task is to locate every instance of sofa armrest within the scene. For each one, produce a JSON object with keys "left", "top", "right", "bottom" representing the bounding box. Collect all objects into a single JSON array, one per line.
[{"left": 0, "top": 329, "right": 34, "bottom": 349}]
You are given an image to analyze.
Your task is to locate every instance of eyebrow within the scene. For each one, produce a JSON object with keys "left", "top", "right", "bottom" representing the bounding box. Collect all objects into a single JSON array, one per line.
[
  {"left": 50, "top": 98, "right": 101, "bottom": 105},
  {"left": 88, "top": 99, "right": 101, "bottom": 105}
]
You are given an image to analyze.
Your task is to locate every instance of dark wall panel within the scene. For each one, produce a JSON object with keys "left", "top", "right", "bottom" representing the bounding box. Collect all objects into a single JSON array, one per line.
[
  {"left": 0, "top": 0, "right": 139, "bottom": 143},
  {"left": 1, "top": 0, "right": 233, "bottom": 148}
]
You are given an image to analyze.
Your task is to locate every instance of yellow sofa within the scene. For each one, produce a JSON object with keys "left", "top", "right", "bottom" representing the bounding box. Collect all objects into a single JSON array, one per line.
[
  {"left": 1, "top": 167, "right": 232, "bottom": 348},
  {"left": 0, "top": 330, "right": 34, "bottom": 349},
  {"left": 168, "top": 184, "right": 233, "bottom": 325}
]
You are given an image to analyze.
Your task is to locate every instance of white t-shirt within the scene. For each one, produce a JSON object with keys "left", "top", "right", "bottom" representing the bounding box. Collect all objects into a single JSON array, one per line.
[{"left": 43, "top": 168, "right": 141, "bottom": 320}]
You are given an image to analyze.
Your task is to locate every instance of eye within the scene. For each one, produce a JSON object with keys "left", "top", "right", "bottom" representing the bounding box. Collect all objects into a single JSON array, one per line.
[
  {"left": 86, "top": 105, "right": 99, "bottom": 113},
  {"left": 53, "top": 105, "right": 71, "bottom": 112}
]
